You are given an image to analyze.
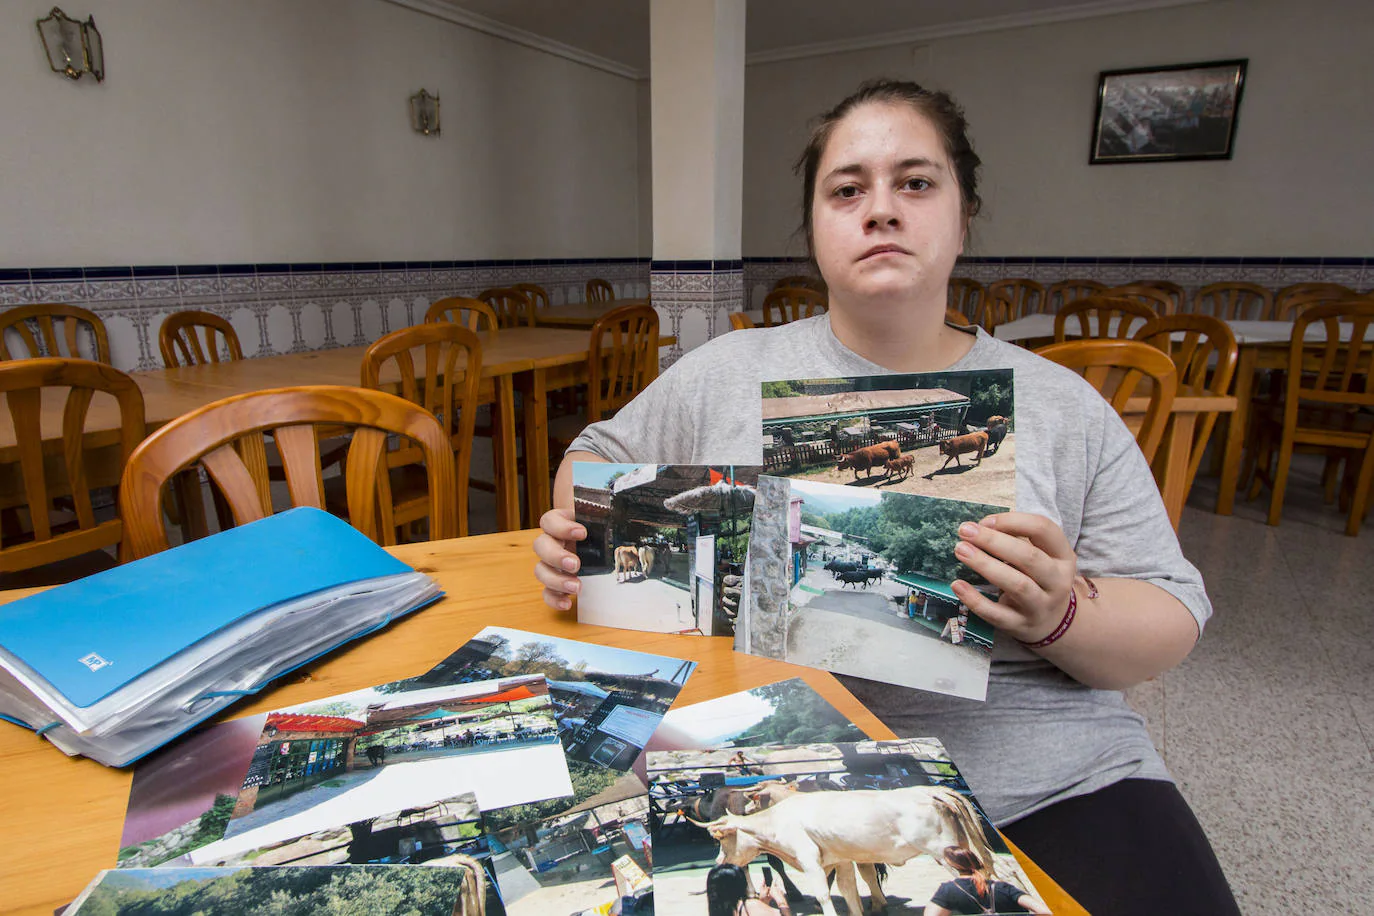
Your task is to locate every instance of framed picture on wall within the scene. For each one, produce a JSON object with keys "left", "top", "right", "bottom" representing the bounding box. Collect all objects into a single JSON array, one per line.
[{"left": 1090, "top": 59, "right": 1247, "bottom": 164}]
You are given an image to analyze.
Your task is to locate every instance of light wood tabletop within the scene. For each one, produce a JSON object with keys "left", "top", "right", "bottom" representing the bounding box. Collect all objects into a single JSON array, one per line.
[
  {"left": 533, "top": 298, "right": 651, "bottom": 329},
  {"left": 0, "top": 529, "right": 1085, "bottom": 916}
]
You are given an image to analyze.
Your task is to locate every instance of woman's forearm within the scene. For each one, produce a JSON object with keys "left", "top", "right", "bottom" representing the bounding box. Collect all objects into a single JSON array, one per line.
[{"left": 1033, "top": 578, "right": 1200, "bottom": 690}]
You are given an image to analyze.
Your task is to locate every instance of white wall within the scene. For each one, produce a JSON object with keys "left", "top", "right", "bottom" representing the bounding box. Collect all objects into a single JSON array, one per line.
[
  {"left": 0, "top": 0, "right": 642, "bottom": 267},
  {"left": 743, "top": 0, "right": 1374, "bottom": 257}
]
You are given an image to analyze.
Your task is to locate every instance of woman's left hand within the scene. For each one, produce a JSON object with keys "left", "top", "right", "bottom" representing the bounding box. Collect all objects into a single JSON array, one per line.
[{"left": 950, "top": 511, "right": 1078, "bottom": 645}]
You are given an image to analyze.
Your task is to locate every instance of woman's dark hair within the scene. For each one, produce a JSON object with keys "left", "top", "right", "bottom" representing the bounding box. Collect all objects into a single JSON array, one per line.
[
  {"left": 706, "top": 864, "right": 750, "bottom": 916},
  {"left": 794, "top": 78, "right": 983, "bottom": 263},
  {"left": 942, "top": 845, "right": 991, "bottom": 898}
]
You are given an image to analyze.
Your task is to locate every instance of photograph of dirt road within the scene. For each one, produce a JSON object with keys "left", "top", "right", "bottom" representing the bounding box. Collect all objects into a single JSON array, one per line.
[
  {"left": 647, "top": 740, "right": 1045, "bottom": 916},
  {"left": 761, "top": 370, "right": 1015, "bottom": 509}
]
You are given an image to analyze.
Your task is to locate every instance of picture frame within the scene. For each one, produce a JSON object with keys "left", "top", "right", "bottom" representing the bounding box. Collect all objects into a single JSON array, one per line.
[{"left": 1090, "top": 59, "right": 1247, "bottom": 164}]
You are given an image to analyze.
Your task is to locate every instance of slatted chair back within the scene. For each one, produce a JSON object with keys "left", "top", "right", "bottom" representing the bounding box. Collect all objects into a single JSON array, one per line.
[
  {"left": 762, "top": 287, "right": 827, "bottom": 327},
  {"left": 1055, "top": 295, "right": 1158, "bottom": 342},
  {"left": 1132, "top": 280, "right": 1187, "bottom": 315},
  {"left": 1193, "top": 282, "right": 1274, "bottom": 321},
  {"left": 773, "top": 274, "right": 825, "bottom": 293},
  {"left": 159, "top": 310, "right": 244, "bottom": 368},
  {"left": 947, "top": 278, "right": 984, "bottom": 319},
  {"left": 478, "top": 287, "right": 535, "bottom": 329},
  {"left": 1046, "top": 279, "right": 1108, "bottom": 314},
  {"left": 944, "top": 307, "right": 971, "bottom": 327},
  {"left": 974, "top": 293, "right": 1013, "bottom": 332},
  {"left": 587, "top": 304, "right": 660, "bottom": 422},
  {"left": 119, "top": 386, "right": 457, "bottom": 557},
  {"left": 514, "top": 282, "right": 551, "bottom": 315},
  {"left": 426, "top": 297, "right": 500, "bottom": 334},
  {"left": 0, "top": 304, "right": 110, "bottom": 363},
  {"left": 986, "top": 278, "right": 1046, "bottom": 319},
  {"left": 585, "top": 278, "right": 615, "bottom": 303},
  {"left": 1134, "top": 314, "right": 1240, "bottom": 496},
  {"left": 1274, "top": 282, "right": 1360, "bottom": 320},
  {"left": 1035, "top": 339, "right": 1179, "bottom": 463},
  {"left": 729, "top": 312, "right": 756, "bottom": 331},
  {"left": 1105, "top": 284, "right": 1173, "bottom": 316},
  {"left": 362, "top": 323, "right": 482, "bottom": 538},
  {"left": 0, "top": 358, "right": 145, "bottom": 572}
]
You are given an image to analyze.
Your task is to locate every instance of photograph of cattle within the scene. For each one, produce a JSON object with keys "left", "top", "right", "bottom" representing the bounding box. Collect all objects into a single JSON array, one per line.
[
  {"left": 738, "top": 478, "right": 1003, "bottom": 700},
  {"left": 646, "top": 740, "right": 1045, "bottom": 916},
  {"left": 573, "top": 463, "right": 760, "bottom": 636},
  {"left": 404, "top": 626, "right": 697, "bottom": 771},
  {"left": 182, "top": 676, "right": 572, "bottom": 866},
  {"left": 761, "top": 370, "right": 1015, "bottom": 510}
]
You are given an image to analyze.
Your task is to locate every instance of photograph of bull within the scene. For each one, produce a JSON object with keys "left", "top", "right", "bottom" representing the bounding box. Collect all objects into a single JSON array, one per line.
[
  {"left": 648, "top": 741, "right": 1045, "bottom": 916},
  {"left": 761, "top": 371, "right": 1014, "bottom": 510}
]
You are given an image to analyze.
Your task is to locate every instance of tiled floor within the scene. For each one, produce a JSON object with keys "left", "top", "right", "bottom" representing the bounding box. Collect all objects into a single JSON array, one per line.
[{"left": 1128, "top": 453, "right": 1374, "bottom": 912}]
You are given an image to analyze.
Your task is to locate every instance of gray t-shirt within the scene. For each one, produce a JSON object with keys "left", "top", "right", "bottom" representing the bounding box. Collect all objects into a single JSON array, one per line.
[{"left": 570, "top": 315, "right": 1211, "bottom": 825}]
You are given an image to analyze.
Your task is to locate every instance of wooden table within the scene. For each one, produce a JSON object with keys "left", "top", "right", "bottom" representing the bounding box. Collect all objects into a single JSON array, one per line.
[
  {"left": 0, "top": 529, "right": 1085, "bottom": 916},
  {"left": 534, "top": 299, "right": 651, "bottom": 329}
]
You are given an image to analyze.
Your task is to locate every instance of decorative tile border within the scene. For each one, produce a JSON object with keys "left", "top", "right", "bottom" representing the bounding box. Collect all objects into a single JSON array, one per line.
[
  {"left": 0, "top": 259, "right": 651, "bottom": 372},
  {"left": 649, "top": 262, "right": 745, "bottom": 368}
]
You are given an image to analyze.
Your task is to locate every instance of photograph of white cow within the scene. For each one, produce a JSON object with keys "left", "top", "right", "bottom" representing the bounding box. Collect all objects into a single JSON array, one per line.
[
  {"left": 574, "top": 463, "right": 760, "bottom": 636},
  {"left": 761, "top": 371, "right": 1015, "bottom": 510},
  {"left": 647, "top": 741, "right": 1047, "bottom": 916}
]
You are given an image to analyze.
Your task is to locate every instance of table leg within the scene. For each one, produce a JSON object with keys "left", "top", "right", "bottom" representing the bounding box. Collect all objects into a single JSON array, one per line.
[
  {"left": 492, "top": 376, "right": 521, "bottom": 531},
  {"left": 1216, "top": 347, "right": 1257, "bottom": 515},
  {"left": 521, "top": 369, "right": 552, "bottom": 528}
]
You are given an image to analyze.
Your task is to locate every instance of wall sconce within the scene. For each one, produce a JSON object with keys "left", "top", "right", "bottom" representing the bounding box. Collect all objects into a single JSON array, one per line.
[
  {"left": 36, "top": 7, "right": 104, "bottom": 82},
  {"left": 409, "top": 89, "right": 440, "bottom": 137}
]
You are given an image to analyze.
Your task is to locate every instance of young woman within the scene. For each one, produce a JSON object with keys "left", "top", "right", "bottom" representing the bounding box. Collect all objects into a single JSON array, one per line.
[
  {"left": 926, "top": 846, "right": 1050, "bottom": 915},
  {"left": 706, "top": 864, "right": 792, "bottom": 916},
  {"left": 533, "top": 79, "right": 1240, "bottom": 915}
]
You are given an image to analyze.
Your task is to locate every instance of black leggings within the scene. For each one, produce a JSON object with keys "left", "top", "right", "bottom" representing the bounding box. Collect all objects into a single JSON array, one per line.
[{"left": 1001, "top": 778, "right": 1241, "bottom": 916}]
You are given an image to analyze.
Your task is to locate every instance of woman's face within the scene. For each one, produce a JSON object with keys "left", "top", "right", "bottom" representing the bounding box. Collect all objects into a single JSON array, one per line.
[{"left": 810, "top": 101, "right": 966, "bottom": 308}]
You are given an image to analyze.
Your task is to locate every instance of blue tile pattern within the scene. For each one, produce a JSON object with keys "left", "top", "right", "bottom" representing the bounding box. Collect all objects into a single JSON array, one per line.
[{"left": 650, "top": 265, "right": 745, "bottom": 367}]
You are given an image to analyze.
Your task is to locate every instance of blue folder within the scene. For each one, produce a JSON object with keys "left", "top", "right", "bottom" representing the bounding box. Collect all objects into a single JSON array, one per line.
[{"left": 0, "top": 508, "right": 422, "bottom": 709}]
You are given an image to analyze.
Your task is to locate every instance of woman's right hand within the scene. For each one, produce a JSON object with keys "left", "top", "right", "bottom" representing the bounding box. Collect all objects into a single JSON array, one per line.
[{"left": 533, "top": 507, "right": 587, "bottom": 610}]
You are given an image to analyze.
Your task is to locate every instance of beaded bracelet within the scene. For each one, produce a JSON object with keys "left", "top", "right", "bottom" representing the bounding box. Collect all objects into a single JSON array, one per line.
[{"left": 1019, "top": 588, "right": 1077, "bottom": 650}]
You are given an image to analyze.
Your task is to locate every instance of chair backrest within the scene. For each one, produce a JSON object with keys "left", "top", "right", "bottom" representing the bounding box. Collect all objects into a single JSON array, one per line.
[
  {"left": 426, "top": 296, "right": 500, "bottom": 334},
  {"left": 974, "top": 293, "right": 1013, "bottom": 331},
  {"left": 1192, "top": 282, "right": 1274, "bottom": 321},
  {"left": 1274, "top": 282, "right": 1359, "bottom": 320},
  {"left": 1034, "top": 339, "right": 1179, "bottom": 463},
  {"left": 986, "top": 278, "right": 1046, "bottom": 318},
  {"left": 1046, "top": 279, "right": 1108, "bottom": 314},
  {"left": 478, "top": 287, "right": 534, "bottom": 329},
  {"left": 587, "top": 304, "right": 660, "bottom": 422},
  {"left": 0, "top": 304, "right": 110, "bottom": 363},
  {"left": 1132, "top": 280, "right": 1187, "bottom": 315},
  {"left": 762, "top": 287, "right": 827, "bottom": 326},
  {"left": 944, "top": 307, "right": 972, "bottom": 327},
  {"left": 119, "top": 385, "right": 457, "bottom": 557},
  {"left": 773, "top": 274, "right": 825, "bottom": 293},
  {"left": 585, "top": 278, "right": 615, "bottom": 303},
  {"left": 1284, "top": 300, "right": 1374, "bottom": 412},
  {"left": 728, "top": 311, "right": 756, "bottom": 331},
  {"left": 513, "top": 282, "right": 550, "bottom": 314},
  {"left": 362, "top": 323, "right": 482, "bottom": 538},
  {"left": 0, "top": 358, "right": 145, "bottom": 572},
  {"left": 1105, "top": 284, "right": 1173, "bottom": 316},
  {"left": 159, "top": 310, "right": 244, "bottom": 368},
  {"left": 1134, "top": 314, "right": 1240, "bottom": 494},
  {"left": 1055, "top": 295, "right": 1157, "bottom": 342},
  {"left": 947, "top": 278, "right": 984, "bottom": 319}
]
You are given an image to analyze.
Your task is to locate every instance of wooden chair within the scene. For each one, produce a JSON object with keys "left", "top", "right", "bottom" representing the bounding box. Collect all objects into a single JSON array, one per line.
[
  {"left": 973, "top": 294, "right": 1013, "bottom": 332},
  {"left": 158, "top": 310, "right": 244, "bottom": 368},
  {"left": 478, "top": 287, "right": 535, "bottom": 329},
  {"left": 549, "top": 305, "right": 660, "bottom": 454},
  {"left": 361, "top": 323, "right": 482, "bottom": 539},
  {"left": 986, "top": 279, "right": 1046, "bottom": 319},
  {"left": 729, "top": 312, "right": 756, "bottom": 331},
  {"left": 1055, "top": 295, "right": 1157, "bottom": 342},
  {"left": 514, "top": 283, "right": 550, "bottom": 317},
  {"left": 1046, "top": 279, "right": 1108, "bottom": 314},
  {"left": 1035, "top": 340, "right": 1178, "bottom": 463},
  {"left": 1274, "top": 283, "right": 1359, "bottom": 320},
  {"left": 773, "top": 274, "right": 825, "bottom": 292},
  {"left": 1245, "top": 301, "right": 1374, "bottom": 535},
  {"left": 426, "top": 297, "right": 500, "bottom": 334},
  {"left": 119, "top": 386, "right": 457, "bottom": 558},
  {"left": 944, "top": 307, "right": 971, "bottom": 327},
  {"left": 1132, "top": 280, "right": 1187, "bottom": 315},
  {"left": 947, "top": 278, "right": 984, "bottom": 320},
  {"left": 585, "top": 278, "right": 615, "bottom": 303},
  {"left": 761, "top": 287, "right": 827, "bottom": 326},
  {"left": 1193, "top": 282, "right": 1274, "bottom": 321},
  {"left": 0, "top": 358, "right": 144, "bottom": 576},
  {"left": 0, "top": 304, "right": 110, "bottom": 363},
  {"left": 1134, "top": 314, "right": 1239, "bottom": 499},
  {"left": 1105, "top": 284, "right": 1173, "bottom": 316}
]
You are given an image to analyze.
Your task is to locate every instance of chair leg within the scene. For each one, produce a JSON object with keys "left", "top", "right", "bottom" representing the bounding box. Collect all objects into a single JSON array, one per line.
[
  {"left": 1266, "top": 436, "right": 1295, "bottom": 527},
  {"left": 1245, "top": 424, "right": 1272, "bottom": 501},
  {"left": 1321, "top": 455, "right": 1343, "bottom": 505},
  {"left": 1346, "top": 447, "right": 1374, "bottom": 536}
]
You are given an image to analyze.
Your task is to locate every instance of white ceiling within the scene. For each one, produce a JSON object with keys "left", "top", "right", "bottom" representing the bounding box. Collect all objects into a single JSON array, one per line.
[{"left": 395, "top": 0, "right": 1207, "bottom": 75}]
